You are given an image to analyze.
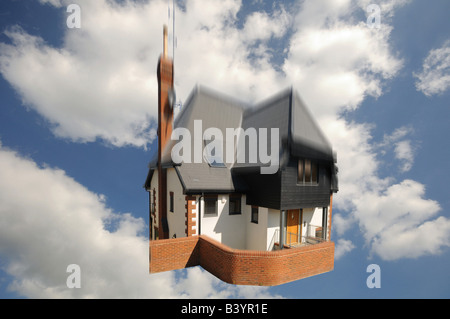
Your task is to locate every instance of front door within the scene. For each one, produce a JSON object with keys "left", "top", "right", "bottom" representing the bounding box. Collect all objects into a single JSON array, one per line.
[{"left": 286, "top": 209, "right": 300, "bottom": 245}]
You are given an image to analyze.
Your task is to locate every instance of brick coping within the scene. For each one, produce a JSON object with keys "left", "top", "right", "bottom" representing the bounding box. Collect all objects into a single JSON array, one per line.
[{"left": 149, "top": 235, "right": 335, "bottom": 286}]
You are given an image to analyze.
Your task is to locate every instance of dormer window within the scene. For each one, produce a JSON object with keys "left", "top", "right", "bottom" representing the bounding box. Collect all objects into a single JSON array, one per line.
[
  {"left": 204, "top": 137, "right": 226, "bottom": 168},
  {"left": 298, "top": 159, "right": 318, "bottom": 184}
]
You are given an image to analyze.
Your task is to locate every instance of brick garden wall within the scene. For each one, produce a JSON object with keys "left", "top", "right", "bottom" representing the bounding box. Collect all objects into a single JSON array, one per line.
[
  {"left": 149, "top": 236, "right": 199, "bottom": 274},
  {"left": 149, "top": 235, "right": 334, "bottom": 286}
]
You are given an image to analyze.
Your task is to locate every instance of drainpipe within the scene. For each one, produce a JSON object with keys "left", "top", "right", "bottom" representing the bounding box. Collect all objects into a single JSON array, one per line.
[
  {"left": 279, "top": 210, "right": 286, "bottom": 249},
  {"left": 322, "top": 207, "right": 328, "bottom": 241}
]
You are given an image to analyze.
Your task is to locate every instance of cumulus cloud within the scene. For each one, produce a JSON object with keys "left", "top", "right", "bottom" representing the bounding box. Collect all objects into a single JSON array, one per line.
[
  {"left": 0, "top": 0, "right": 168, "bottom": 148},
  {"left": 376, "top": 126, "right": 416, "bottom": 173},
  {"left": 282, "top": 0, "right": 404, "bottom": 120},
  {"left": 329, "top": 120, "right": 447, "bottom": 261},
  {"left": 0, "top": 0, "right": 404, "bottom": 145},
  {"left": 0, "top": 0, "right": 447, "bottom": 280},
  {"left": 352, "top": 180, "right": 449, "bottom": 260},
  {"left": 173, "top": 0, "right": 291, "bottom": 104},
  {"left": 0, "top": 142, "right": 279, "bottom": 298},
  {"left": 335, "top": 239, "right": 356, "bottom": 260},
  {"left": 414, "top": 40, "right": 450, "bottom": 97},
  {"left": 242, "top": 7, "right": 291, "bottom": 42},
  {"left": 394, "top": 140, "right": 414, "bottom": 173},
  {"left": 371, "top": 216, "right": 450, "bottom": 261},
  {"left": 0, "top": 0, "right": 293, "bottom": 148}
]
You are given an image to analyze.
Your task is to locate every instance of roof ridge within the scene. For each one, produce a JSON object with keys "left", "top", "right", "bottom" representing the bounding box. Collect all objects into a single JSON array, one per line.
[{"left": 244, "top": 86, "right": 293, "bottom": 116}]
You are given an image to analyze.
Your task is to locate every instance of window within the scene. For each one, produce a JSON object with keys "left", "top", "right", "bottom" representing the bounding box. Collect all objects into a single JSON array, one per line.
[
  {"left": 204, "top": 137, "right": 226, "bottom": 168},
  {"left": 204, "top": 195, "right": 218, "bottom": 215},
  {"left": 152, "top": 189, "right": 156, "bottom": 215},
  {"left": 229, "top": 194, "right": 242, "bottom": 215},
  {"left": 298, "top": 159, "right": 318, "bottom": 184},
  {"left": 251, "top": 206, "right": 259, "bottom": 224},
  {"left": 149, "top": 191, "right": 154, "bottom": 214},
  {"left": 169, "top": 192, "right": 174, "bottom": 213}
]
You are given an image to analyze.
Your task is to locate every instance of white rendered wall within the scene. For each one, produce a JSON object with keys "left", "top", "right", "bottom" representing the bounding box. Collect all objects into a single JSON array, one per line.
[
  {"left": 200, "top": 195, "right": 285, "bottom": 251},
  {"left": 266, "top": 209, "right": 280, "bottom": 250},
  {"left": 149, "top": 168, "right": 329, "bottom": 249},
  {"left": 301, "top": 207, "right": 324, "bottom": 240},
  {"left": 166, "top": 168, "right": 187, "bottom": 239},
  {"left": 199, "top": 194, "right": 246, "bottom": 250},
  {"left": 149, "top": 169, "right": 159, "bottom": 240},
  {"left": 245, "top": 206, "right": 266, "bottom": 251}
]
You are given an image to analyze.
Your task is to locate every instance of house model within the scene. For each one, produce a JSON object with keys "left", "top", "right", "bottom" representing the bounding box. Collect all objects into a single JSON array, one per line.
[{"left": 145, "top": 27, "right": 339, "bottom": 286}]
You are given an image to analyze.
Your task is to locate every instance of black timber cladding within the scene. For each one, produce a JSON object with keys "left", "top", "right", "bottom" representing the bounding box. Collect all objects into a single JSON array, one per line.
[{"left": 280, "top": 157, "right": 332, "bottom": 210}]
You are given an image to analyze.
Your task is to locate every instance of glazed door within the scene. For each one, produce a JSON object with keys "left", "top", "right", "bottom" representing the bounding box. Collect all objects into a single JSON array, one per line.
[{"left": 286, "top": 209, "right": 300, "bottom": 245}]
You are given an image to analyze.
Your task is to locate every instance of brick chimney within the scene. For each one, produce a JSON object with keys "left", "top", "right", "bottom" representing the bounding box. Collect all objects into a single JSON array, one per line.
[{"left": 157, "top": 25, "right": 174, "bottom": 240}]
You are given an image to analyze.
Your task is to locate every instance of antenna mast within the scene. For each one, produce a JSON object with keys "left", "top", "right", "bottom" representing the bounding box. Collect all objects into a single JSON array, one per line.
[
  {"left": 168, "top": 0, "right": 181, "bottom": 112},
  {"left": 173, "top": 0, "right": 176, "bottom": 64},
  {"left": 168, "top": 0, "right": 177, "bottom": 81},
  {"left": 168, "top": 0, "right": 176, "bottom": 60}
]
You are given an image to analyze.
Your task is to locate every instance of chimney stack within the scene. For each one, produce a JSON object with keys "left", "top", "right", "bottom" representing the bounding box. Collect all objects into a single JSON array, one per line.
[{"left": 157, "top": 25, "right": 174, "bottom": 240}]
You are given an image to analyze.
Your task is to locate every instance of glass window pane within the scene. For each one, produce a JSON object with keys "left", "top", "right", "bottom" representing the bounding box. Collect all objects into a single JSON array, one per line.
[
  {"left": 204, "top": 196, "right": 217, "bottom": 215},
  {"left": 251, "top": 206, "right": 259, "bottom": 224},
  {"left": 229, "top": 195, "right": 241, "bottom": 215},
  {"left": 305, "top": 159, "right": 311, "bottom": 182},
  {"left": 298, "top": 159, "right": 304, "bottom": 183}
]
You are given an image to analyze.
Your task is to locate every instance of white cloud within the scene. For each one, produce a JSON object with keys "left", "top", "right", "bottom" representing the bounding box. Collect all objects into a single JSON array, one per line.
[
  {"left": 0, "top": 142, "right": 279, "bottom": 298},
  {"left": 38, "top": 0, "right": 64, "bottom": 7},
  {"left": 0, "top": 0, "right": 168, "bottom": 148},
  {"left": 283, "top": 0, "right": 404, "bottom": 120},
  {"left": 280, "top": 0, "right": 449, "bottom": 263},
  {"left": 333, "top": 213, "right": 355, "bottom": 237},
  {"left": 0, "top": 0, "right": 292, "bottom": 148},
  {"left": 0, "top": 0, "right": 447, "bottom": 287},
  {"left": 394, "top": 140, "right": 414, "bottom": 173},
  {"left": 371, "top": 216, "right": 450, "bottom": 261},
  {"left": 334, "top": 239, "right": 356, "bottom": 260},
  {"left": 376, "top": 126, "right": 416, "bottom": 173},
  {"left": 329, "top": 120, "right": 447, "bottom": 261},
  {"left": 414, "top": 40, "right": 450, "bottom": 97},
  {"left": 352, "top": 180, "right": 449, "bottom": 260},
  {"left": 242, "top": 7, "right": 291, "bottom": 42},
  {"left": 173, "top": 0, "right": 290, "bottom": 104},
  {"left": 0, "top": 0, "right": 405, "bottom": 145}
]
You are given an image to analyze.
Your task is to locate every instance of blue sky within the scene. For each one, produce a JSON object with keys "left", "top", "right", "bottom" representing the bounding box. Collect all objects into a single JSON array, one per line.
[{"left": 0, "top": 0, "right": 449, "bottom": 299}]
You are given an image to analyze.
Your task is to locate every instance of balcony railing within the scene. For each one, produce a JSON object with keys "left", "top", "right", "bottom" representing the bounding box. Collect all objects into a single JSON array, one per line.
[{"left": 269, "top": 224, "right": 327, "bottom": 251}]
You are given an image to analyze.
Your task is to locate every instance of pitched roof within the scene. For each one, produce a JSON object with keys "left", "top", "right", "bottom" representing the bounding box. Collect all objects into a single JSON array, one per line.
[
  {"left": 145, "top": 86, "right": 246, "bottom": 192},
  {"left": 290, "top": 90, "right": 334, "bottom": 161},
  {"left": 145, "top": 86, "right": 336, "bottom": 193}
]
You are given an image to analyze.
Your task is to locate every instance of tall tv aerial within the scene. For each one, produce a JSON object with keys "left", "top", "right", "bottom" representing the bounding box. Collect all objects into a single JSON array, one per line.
[
  {"left": 168, "top": 0, "right": 182, "bottom": 114},
  {"left": 168, "top": 0, "right": 177, "bottom": 63}
]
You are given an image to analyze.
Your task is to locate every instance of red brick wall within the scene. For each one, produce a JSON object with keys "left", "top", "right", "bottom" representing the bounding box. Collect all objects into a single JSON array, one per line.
[
  {"left": 149, "top": 236, "right": 334, "bottom": 286},
  {"left": 149, "top": 237, "right": 199, "bottom": 274}
]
